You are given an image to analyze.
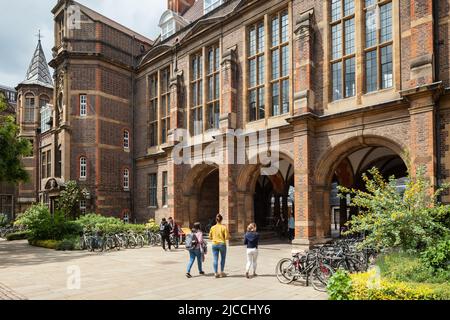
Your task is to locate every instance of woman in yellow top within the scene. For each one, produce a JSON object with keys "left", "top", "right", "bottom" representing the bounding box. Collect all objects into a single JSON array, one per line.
[{"left": 209, "top": 214, "right": 230, "bottom": 278}]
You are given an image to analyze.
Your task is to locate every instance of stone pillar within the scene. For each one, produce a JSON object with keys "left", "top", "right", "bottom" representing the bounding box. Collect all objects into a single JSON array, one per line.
[
  {"left": 293, "top": 9, "right": 315, "bottom": 115},
  {"left": 292, "top": 115, "right": 317, "bottom": 248},
  {"left": 219, "top": 46, "right": 237, "bottom": 130}
]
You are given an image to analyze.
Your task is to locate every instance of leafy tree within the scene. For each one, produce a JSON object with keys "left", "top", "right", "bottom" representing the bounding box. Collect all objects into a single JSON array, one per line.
[
  {"left": 0, "top": 92, "right": 32, "bottom": 183},
  {"left": 56, "top": 181, "right": 85, "bottom": 219},
  {"left": 338, "top": 166, "right": 450, "bottom": 253}
]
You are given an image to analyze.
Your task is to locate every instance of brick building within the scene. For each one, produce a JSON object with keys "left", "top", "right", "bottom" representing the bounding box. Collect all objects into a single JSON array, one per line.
[{"left": 13, "top": 0, "right": 450, "bottom": 246}]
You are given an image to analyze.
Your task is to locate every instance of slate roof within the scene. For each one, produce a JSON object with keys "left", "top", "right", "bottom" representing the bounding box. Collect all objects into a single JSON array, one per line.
[{"left": 20, "top": 40, "right": 53, "bottom": 89}]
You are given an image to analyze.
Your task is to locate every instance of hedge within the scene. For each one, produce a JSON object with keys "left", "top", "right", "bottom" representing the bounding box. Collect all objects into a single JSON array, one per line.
[
  {"left": 6, "top": 231, "right": 30, "bottom": 241},
  {"left": 28, "top": 239, "right": 61, "bottom": 250},
  {"left": 328, "top": 269, "right": 450, "bottom": 300}
]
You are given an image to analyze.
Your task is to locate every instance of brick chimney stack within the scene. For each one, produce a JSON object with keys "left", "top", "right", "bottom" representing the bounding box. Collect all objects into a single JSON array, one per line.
[{"left": 168, "top": 0, "right": 195, "bottom": 15}]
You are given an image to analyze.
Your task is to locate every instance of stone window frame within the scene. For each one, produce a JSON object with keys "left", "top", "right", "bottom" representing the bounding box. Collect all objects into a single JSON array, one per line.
[
  {"left": 325, "top": 0, "right": 399, "bottom": 108},
  {"left": 79, "top": 94, "right": 87, "bottom": 117},
  {"left": 160, "top": 66, "right": 171, "bottom": 145},
  {"left": 148, "top": 73, "right": 159, "bottom": 147},
  {"left": 148, "top": 173, "right": 158, "bottom": 208},
  {"left": 123, "top": 167, "right": 130, "bottom": 191},
  {"left": 123, "top": 129, "right": 130, "bottom": 151},
  {"left": 190, "top": 50, "right": 204, "bottom": 136},
  {"left": 206, "top": 44, "right": 221, "bottom": 130},
  {"left": 363, "top": 0, "right": 394, "bottom": 93},
  {"left": 41, "top": 150, "right": 52, "bottom": 180},
  {"left": 330, "top": 0, "right": 357, "bottom": 101},
  {"left": 79, "top": 156, "right": 87, "bottom": 181},
  {"left": 162, "top": 171, "right": 168, "bottom": 208},
  {"left": 24, "top": 93, "right": 35, "bottom": 123},
  {"left": 244, "top": 5, "right": 293, "bottom": 125}
]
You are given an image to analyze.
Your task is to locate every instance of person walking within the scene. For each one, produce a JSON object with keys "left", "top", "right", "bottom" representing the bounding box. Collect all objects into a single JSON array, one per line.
[
  {"left": 209, "top": 214, "right": 230, "bottom": 278},
  {"left": 244, "top": 223, "right": 259, "bottom": 279},
  {"left": 288, "top": 213, "right": 295, "bottom": 242},
  {"left": 168, "top": 217, "right": 180, "bottom": 249},
  {"left": 186, "top": 222, "right": 206, "bottom": 278},
  {"left": 160, "top": 218, "right": 171, "bottom": 251}
]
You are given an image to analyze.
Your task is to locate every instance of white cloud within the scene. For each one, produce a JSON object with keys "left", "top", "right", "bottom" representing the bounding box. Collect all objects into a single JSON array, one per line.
[{"left": 0, "top": 0, "right": 166, "bottom": 87}]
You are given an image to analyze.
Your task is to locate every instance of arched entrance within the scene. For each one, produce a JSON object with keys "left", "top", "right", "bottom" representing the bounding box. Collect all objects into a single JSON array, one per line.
[
  {"left": 237, "top": 157, "right": 294, "bottom": 238},
  {"left": 322, "top": 142, "right": 408, "bottom": 238},
  {"left": 183, "top": 164, "right": 219, "bottom": 228}
]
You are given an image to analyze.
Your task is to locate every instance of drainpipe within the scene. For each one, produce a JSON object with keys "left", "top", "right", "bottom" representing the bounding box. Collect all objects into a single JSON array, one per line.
[
  {"left": 131, "top": 36, "right": 136, "bottom": 223},
  {"left": 433, "top": 0, "right": 442, "bottom": 200}
]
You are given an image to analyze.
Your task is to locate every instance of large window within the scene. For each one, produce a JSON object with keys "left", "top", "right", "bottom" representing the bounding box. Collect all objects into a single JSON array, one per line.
[
  {"left": 330, "top": 0, "right": 356, "bottom": 101},
  {"left": 160, "top": 67, "right": 171, "bottom": 144},
  {"left": 207, "top": 45, "right": 221, "bottom": 130},
  {"left": 149, "top": 173, "right": 157, "bottom": 207},
  {"left": 162, "top": 171, "right": 168, "bottom": 207},
  {"left": 248, "top": 21, "right": 265, "bottom": 122},
  {"left": 149, "top": 73, "right": 158, "bottom": 147},
  {"left": 24, "top": 94, "right": 35, "bottom": 123},
  {"left": 79, "top": 157, "right": 87, "bottom": 180},
  {"left": 270, "top": 10, "right": 290, "bottom": 116},
  {"left": 365, "top": 0, "right": 393, "bottom": 92},
  {"left": 247, "top": 9, "right": 290, "bottom": 122},
  {"left": 204, "top": 0, "right": 223, "bottom": 14},
  {"left": 40, "top": 105, "right": 52, "bottom": 133},
  {"left": 41, "top": 150, "right": 51, "bottom": 179},
  {"left": 191, "top": 52, "right": 203, "bottom": 136}
]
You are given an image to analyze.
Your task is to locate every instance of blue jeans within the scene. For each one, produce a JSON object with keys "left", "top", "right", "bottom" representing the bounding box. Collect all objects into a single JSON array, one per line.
[
  {"left": 187, "top": 248, "right": 203, "bottom": 273},
  {"left": 212, "top": 244, "right": 227, "bottom": 274}
]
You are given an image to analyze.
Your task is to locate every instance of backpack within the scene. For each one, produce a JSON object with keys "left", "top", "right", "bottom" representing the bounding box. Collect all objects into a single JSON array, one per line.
[{"left": 185, "top": 233, "right": 198, "bottom": 250}]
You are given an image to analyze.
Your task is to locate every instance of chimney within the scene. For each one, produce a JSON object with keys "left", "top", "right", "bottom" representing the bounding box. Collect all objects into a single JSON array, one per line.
[{"left": 168, "top": 0, "right": 195, "bottom": 15}]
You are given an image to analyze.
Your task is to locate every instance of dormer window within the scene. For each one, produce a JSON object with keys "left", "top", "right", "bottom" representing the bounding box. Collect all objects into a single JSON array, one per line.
[
  {"left": 204, "top": 0, "right": 223, "bottom": 14},
  {"left": 159, "top": 10, "right": 188, "bottom": 41}
]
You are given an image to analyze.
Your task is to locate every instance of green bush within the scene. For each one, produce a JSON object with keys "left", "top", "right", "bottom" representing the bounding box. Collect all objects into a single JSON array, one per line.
[
  {"left": 377, "top": 252, "right": 450, "bottom": 284},
  {"left": 56, "top": 236, "right": 81, "bottom": 251},
  {"left": 327, "top": 269, "right": 450, "bottom": 300},
  {"left": 421, "top": 238, "right": 450, "bottom": 272},
  {"left": 327, "top": 269, "right": 352, "bottom": 300},
  {"left": 6, "top": 231, "right": 30, "bottom": 241},
  {"left": 15, "top": 204, "right": 55, "bottom": 240},
  {"left": 28, "top": 239, "right": 61, "bottom": 250},
  {"left": 0, "top": 213, "right": 9, "bottom": 227}
]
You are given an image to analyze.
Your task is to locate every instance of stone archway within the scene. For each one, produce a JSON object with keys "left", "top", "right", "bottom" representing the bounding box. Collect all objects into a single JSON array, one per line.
[
  {"left": 310, "top": 135, "right": 408, "bottom": 241},
  {"left": 236, "top": 154, "right": 295, "bottom": 237},
  {"left": 182, "top": 164, "right": 219, "bottom": 228}
]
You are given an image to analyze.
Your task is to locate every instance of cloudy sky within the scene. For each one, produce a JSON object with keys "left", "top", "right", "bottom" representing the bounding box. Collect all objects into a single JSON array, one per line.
[{"left": 0, "top": 0, "right": 167, "bottom": 88}]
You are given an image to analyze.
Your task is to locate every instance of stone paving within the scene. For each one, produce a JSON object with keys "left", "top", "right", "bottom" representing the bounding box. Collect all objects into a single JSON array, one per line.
[{"left": 0, "top": 239, "right": 327, "bottom": 300}]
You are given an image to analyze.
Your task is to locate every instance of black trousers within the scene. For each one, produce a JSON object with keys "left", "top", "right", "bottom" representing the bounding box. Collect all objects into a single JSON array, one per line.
[
  {"left": 289, "top": 228, "right": 295, "bottom": 241},
  {"left": 161, "top": 234, "right": 171, "bottom": 250}
]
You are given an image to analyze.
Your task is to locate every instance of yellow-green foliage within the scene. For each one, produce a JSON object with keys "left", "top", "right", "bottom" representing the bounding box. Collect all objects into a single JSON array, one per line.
[
  {"left": 348, "top": 269, "right": 450, "bottom": 300},
  {"left": 29, "top": 239, "right": 61, "bottom": 250}
]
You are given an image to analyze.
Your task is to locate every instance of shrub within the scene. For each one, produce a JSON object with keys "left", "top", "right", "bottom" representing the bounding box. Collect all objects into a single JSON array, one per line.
[
  {"left": 28, "top": 239, "right": 61, "bottom": 250},
  {"left": 145, "top": 219, "right": 160, "bottom": 233},
  {"left": 6, "top": 231, "right": 30, "bottom": 241},
  {"left": 327, "top": 268, "right": 450, "bottom": 300},
  {"left": 56, "top": 236, "right": 81, "bottom": 251},
  {"left": 327, "top": 270, "right": 352, "bottom": 300},
  {"left": 421, "top": 238, "right": 450, "bottom": 272},
  {"left": 339, "top": 167, "right": 450, "bottom": 253},
  {"left": 0, "top": 213, "right": 9, "bottom": 227},
  {"left": 15, "top": 204, "right": 54, "bottom": 240}
]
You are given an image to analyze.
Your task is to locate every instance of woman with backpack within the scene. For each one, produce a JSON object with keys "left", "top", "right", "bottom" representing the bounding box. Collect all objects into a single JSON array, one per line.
[
  {"left": 160, "top": 218, "right": 171, "bottom": 251},
  {"left": 209, "top": 214, "right": 230, "bottom": 278},
  {"left": 244, "top": 223, "right": 260, "bottom": 279},
  {"left": 186, "top": 222, "right": 206, "bottom": 278}
]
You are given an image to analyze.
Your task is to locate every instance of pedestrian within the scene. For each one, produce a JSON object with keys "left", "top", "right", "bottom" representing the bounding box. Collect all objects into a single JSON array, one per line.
[
  {"left": 209, "top": 214, "right": 230, "bottom": 278},
  {"left": 186, "top": 222, "right": 206, "bottom": 278},
  {"left": 168, "top": 217, "right": 180, "bottom": 249},
  {"left": 160, "top": 218, "right": 171, "bottom": 251},
  {"left": 244, "top": 223, "right": 259, "bottom": 279},
  {"left": 288, "top": 213, "right": 295, "bottom": 242}
]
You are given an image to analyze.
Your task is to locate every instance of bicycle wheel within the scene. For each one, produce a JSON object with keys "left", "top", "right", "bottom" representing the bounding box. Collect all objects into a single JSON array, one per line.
[
  {"left": 275, "top": 258, "right": 296, "bottom": 284},
  {"left": 309, "top": 264, "right": 334, "bottom": 292},
  {"left": 136, "top": 235, "right": 145, "bottom": 248},
  {"left": 337, "top": 257, "right": 365, "bottom": 273}
]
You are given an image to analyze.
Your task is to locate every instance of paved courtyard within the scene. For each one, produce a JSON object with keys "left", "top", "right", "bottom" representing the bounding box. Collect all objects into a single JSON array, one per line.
[{"left": 0, "top": 239, "right": 327, "bottom": 300}]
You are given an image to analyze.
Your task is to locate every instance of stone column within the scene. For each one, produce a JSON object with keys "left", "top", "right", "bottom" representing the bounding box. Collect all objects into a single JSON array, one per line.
[
  {"left": 291, "top": 115, "right": 317, "bottom": 248},
  {"left": 293, "top": 9, "right": 315, "bottom": 115}
]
